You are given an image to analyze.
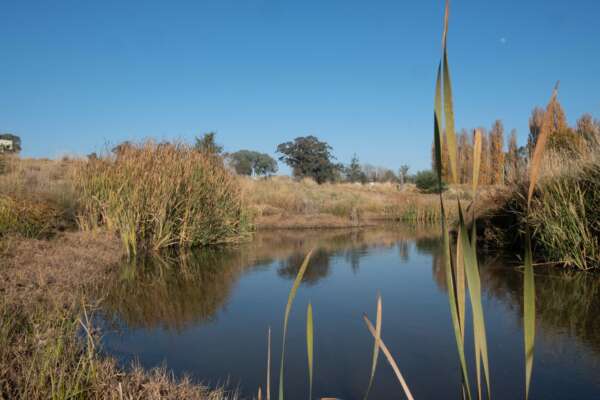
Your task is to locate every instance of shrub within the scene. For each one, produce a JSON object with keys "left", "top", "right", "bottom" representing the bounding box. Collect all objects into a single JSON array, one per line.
[
  {"left": 415, "top": 170, "right": 446, "bottom": 193},
  {"left": 0, "top": 195, "right": 65, "bottom": 239},
  {"left": 74, "top": 141, "right": 251, "bottom": 256}
]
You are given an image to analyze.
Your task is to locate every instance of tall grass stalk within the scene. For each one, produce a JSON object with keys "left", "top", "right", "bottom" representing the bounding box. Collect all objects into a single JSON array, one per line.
[
  {"left": 278, "top": 250, "right": 313, "bottom": 400},
  {"left": 306, "top": 303, "right": 314, "bottom": 400},
  {"left": 362, "top": 295, "right": 382, "bottom": 400}
]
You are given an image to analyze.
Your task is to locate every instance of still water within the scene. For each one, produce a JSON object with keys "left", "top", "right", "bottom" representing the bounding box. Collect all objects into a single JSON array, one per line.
[{"left": 99, "top": 226, "right": 600, "bottom": 399}]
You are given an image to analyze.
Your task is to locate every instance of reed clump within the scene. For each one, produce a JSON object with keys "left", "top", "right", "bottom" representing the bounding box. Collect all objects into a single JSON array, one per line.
[
  {"left": 74, "top": 141, "right": 251, "bottom": 256},
  {"left": 527, "top": 159, "right": 600, "bottom": 270}
]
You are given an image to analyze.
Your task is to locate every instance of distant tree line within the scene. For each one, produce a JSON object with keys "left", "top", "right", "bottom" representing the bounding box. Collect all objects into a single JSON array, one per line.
[{"left": 431, "top": 88, "right": 600, "bottom": 185}]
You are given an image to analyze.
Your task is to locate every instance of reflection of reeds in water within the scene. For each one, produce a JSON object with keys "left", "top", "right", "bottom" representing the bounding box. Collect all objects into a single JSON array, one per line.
[
  {"left": 102, "top": 226, "right": 437, "bottom": 332},
  {"left": 102, "top": 249, "right": 249, "bottom": 331}
]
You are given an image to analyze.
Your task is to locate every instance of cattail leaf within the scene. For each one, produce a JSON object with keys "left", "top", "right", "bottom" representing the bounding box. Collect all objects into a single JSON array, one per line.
[
  {"left": 267, "top": 326, "right": 271, "bottom": 400},
  {"left": 524, "top": 231, "right": 536, "bottom": 400},
  {"left": 279, "top": 250, "right": 314, "bottom": 400},
  {"left": 442, "top": 209, "right": 472, "bottom": 400},
  {"left": 458, "top": 204, "right": 491, "bottom": 399},
  {"left": 307, "top": 303, "right": 314, "bottom": 400},
  {"left": 363, "top": 294, "right": 382, "bottom": 400},
  {"left": 363, "top": 314, "right": 414, "bottom": 400},
  {"left": 443, "top": 49, "right": 458, "bottom": 185},
  {"left": 434, "top": 63, "right": 444, "bottom": 191}
]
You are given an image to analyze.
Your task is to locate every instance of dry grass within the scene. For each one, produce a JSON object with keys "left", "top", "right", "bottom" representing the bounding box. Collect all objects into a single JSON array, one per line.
[
  {"left": 0, "top": 231, "right": 238, "bottom": 400},
  {"left": 0, "top": 156, "right": 78, "bottom": 238},
  {"left": 242, "top": 176, "right": 469, "bottom": 228},
  {"left": 74, "top": 141, "right": 251, "bottom": 256}
]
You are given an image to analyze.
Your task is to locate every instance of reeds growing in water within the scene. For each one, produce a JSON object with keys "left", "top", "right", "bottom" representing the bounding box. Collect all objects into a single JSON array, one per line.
[{"left": 74, "top": 141, "right": 251, "bottom": 257}]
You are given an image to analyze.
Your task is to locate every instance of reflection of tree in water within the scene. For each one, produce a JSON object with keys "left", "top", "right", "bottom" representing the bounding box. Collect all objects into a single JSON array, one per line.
[
  {"left": 398, "top": 240, "right": 410, "bottom": 262},
  {"left": 481, "top": 263, "right": 600, "bottom": 354},
  {"left": 415, "top": 236, "right": 442, "bottom": 256},
  {"left": 432, "top": 248, "right": 600, "bottom": 356},
  {"left": 277, "top": 249, "right": 332, "bottom": 285},
  {"left": 102, "top": 247, "right": 267, "bottom": 332},
  {"left": 102, "top": 225, "right": 443, "bottom": 330}
]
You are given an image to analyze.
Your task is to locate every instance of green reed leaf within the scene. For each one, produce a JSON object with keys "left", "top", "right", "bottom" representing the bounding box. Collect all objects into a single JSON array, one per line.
[
  {"left": 307, "top": 302, "right": 314, "bottom": 400},
  {"left": 458, "top": 204, "right": 491, "bottom": 399},
  {"left": 524, "top": 232, "right": 536, "bottom": 400},
  {"left": 267, "top": 326, "right": 271, "bottom": 400},
  {"left": 363, "top": 294, "right": 382, "bottom": 400},
  {"left": 443, "top": 210, "right": 472, "bottom": 400},
  {"left": 279, "top": 250, "right": 314, "bottom": 400}
]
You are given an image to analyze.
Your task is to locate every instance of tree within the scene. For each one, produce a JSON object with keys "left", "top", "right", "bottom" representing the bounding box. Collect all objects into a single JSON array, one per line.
[
  {"left": 228, "top": 150, "right": 278, "bottom": 176},
  {"left": 194, "top": 132, "right": 223, "bottom": 155},
  {"left": 505, "top": 129, "right": 520, "bottom": 183},
  {"left": 0, "top": 133, "right": 22, "bottom": 153},
  {"left": 345, "top": 154, "right": 366, "bottom": 183},
  {"left": 398, "top": 164, "right": 410, "bottom": 185},
  {"left": 276, "top": 136, "right": 340, "bottom": 183},
  {"left": 576, "top": 113, "right": 600, "bottom": 148},
  {"left": 457, "top": 129, "right": 472, "bottom": 184},
  {"left": 489, "top": 120, "right": 505, "bottom": 184},
  {"left": 527, "top": 107, "right": 545, "bottom": 155},
  {"left": 254, "top": 153, "right": 278, "bottom": 176},
  {"left": 478, "top": 128, "right": 491, "bottom": 185},
  {"left": 381, "top": 169, "right": 398, "bottom": 183},
  {"left": 415, "top": 170, "right": 445, "bottom": 193}
]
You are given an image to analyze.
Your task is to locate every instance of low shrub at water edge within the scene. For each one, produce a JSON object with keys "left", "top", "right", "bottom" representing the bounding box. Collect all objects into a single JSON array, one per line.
[{"left": 74, "top": 141, "right": 252, "bottom": 256}]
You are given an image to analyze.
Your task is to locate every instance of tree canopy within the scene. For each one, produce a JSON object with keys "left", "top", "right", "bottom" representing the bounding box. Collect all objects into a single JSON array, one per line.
[
  {"left": 228, "top": 150, "right": 278, "bottom": 176},
  {"left": 194, "top": 132, "right": 223, "bottom": 155},
  {"left": 276, "top": 135, "right": 341, "bottom": 183}
]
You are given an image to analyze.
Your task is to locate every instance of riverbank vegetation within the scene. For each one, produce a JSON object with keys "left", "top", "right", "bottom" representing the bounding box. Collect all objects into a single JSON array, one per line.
[
  {"left": 75, "top": 141, "right": 251, "bottom": 256},
  {"left": 0, "top": 231, "right": 237, "bottom": 400}
]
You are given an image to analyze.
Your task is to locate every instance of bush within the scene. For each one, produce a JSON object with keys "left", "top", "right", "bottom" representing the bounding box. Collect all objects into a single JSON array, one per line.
[
  {"left": 415, "top": 170, "right": 446, "bottom": 193},
  {"left": 74, "top": 141, "right": 252, "bottom": 256},
  {"left": 0, "top": 195, "right": 65, "bottom": 239}
]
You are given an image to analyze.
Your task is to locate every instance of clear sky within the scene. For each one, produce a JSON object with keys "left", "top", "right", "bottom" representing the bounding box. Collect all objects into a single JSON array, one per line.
[{"left": 1, "top": 0, "right": 599, "bottom": 172}]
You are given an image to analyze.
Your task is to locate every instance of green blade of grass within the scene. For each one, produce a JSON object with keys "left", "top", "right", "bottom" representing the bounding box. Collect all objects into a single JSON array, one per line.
[
  {"left": 306, "top": 303, "right": 314, "bottom": 400},
  {"left": 267, "top": 326, "right": 271, "bottom": 400},
  {"left": 458, "top": 204, "right": 491, "bottom": 399},
  {"left": 524, "top": 231, "right": 536, "bottom": 400},
  {"left": 363, "top": 294, "right": 382, "bottom": 400},
  {"left": 434, "top": 62, "right": 444, "bottom": 191},
  {"left": 443, "top": 211, "right": 472, "bottom": 400},
  {"left": 363, "top": 314, "right": 414, "bottom": 400},
  {"left": 441, "top": 0, "right": 458, "bottom": 185},
  {"left": 279, "top": 250, "right": 314, "bottom": 400}
]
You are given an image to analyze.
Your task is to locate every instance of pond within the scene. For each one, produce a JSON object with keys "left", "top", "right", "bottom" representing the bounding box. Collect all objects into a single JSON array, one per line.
[{"left": 98, "top": 226, "right": 600, "bottom": 399}]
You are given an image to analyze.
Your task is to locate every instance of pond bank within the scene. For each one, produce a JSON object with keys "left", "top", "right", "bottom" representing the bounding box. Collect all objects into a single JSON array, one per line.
[{"left": 0, "top": 231, "right": 238, "bottom": 400}]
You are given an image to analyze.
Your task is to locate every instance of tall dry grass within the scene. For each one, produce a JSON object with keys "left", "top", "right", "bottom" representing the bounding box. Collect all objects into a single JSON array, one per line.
[
  {"left": 0, "top": 156, "right": 78, "bottom": 238},
  {"left": 242, "top": 176, "right": 462, "bottom": 227},
  {"left": 74, "top": 141, "right": 251, "bottom": 256}
]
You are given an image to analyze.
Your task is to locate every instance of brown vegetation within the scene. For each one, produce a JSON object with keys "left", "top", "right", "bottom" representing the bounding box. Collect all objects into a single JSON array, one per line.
[
  {"left": 0, "top": 231, "right": 238, "bottom": 400},
  {"left": 241, "top": 176, "right": 472, "bottom": 228}
]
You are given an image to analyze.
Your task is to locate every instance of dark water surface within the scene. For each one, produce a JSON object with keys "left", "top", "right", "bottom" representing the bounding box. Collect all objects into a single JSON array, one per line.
[{"left": 99, "top": 226, "right": 600, "bottom": 399}]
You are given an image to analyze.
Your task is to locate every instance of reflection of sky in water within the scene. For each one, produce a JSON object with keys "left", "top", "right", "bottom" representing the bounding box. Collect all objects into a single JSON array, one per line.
[{"left": 99, "top": 227, "right": 600, "bottom": 400}]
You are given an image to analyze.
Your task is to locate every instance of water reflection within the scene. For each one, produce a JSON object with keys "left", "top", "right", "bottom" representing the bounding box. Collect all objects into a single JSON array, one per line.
[
  {"left": 102, "top": 225, "right": 440, "bottom": 331},
  {"left": 99, "top": 225, "right": 600, "bottom": 399}
]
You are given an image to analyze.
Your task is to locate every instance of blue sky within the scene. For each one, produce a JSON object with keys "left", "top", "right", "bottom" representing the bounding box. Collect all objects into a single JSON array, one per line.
[{"left": 1, "top": 0, "right": 599, "bottom": 172}]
